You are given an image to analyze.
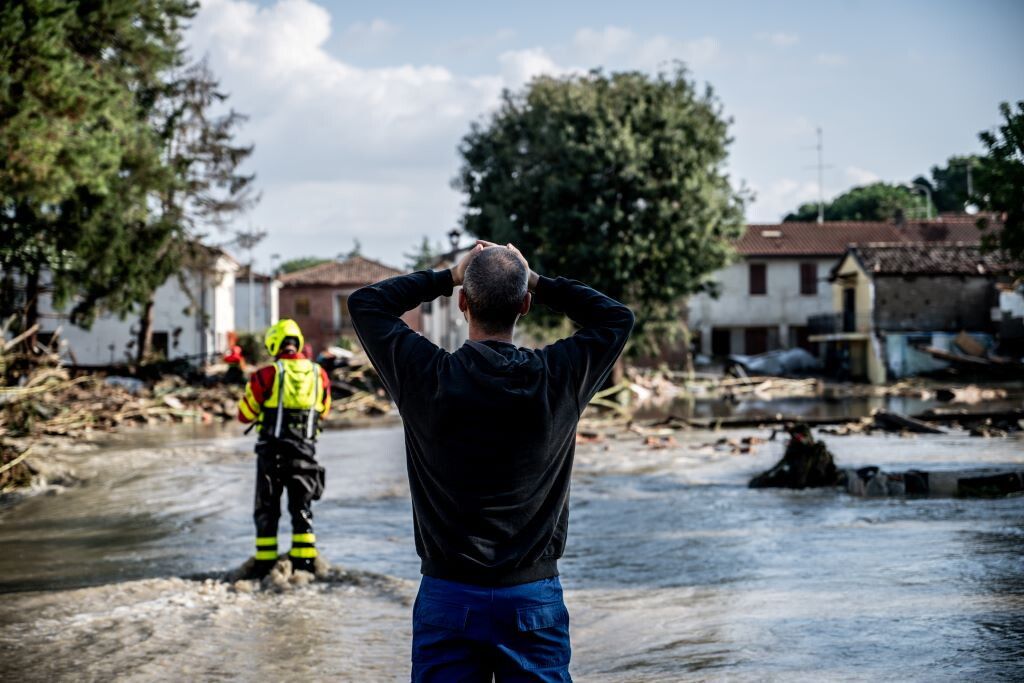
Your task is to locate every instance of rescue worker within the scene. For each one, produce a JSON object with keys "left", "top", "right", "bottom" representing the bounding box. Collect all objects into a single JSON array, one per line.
[{"left": 237, "top": 319, "right": 331, "bottom": 576}]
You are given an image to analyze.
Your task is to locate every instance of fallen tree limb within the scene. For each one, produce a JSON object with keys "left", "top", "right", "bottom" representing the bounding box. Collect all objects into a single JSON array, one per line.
[{"left": 0, "top": 446, "right": 32, "bottom": 476}]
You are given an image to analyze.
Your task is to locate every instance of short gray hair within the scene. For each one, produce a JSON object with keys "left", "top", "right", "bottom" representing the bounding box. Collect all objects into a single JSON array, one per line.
[{"left": 462, "top": 248, "right": 528, "bottom": 334}]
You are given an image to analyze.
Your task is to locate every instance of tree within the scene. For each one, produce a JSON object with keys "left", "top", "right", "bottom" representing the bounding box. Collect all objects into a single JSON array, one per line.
[
  {"left": 132, "top": 58, "right": 257, "bottom": 363},
  {"left": 785, "top": 182, "right": 925, "bottom": 222},
  {"left": 975, "top": 101, "right": 1024, "bottom": 275},
  {"left": 344, "top": 238, "right": 362, "bottom": 259},
  {"left": 0, "top": 0, "right": 196, "bottom": 334},
  {"left": 455, "top": 67, "right": 747, "bottom": 355},
  {"left": 1, "top": 2, "right": 255, "bottom": 365},
  {"left": 405, "top": 235, "right": 444, "bottom": 271},
  {"left": 279, "top": 257, "right": 331, "bottom": 274},
  {"left": 925, "top": 155, "right": 982, "bottom": 214}
]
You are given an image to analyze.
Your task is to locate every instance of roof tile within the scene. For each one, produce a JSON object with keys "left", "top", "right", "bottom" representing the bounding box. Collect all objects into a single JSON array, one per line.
[
  {"left": 737, "top": 218, "right": 986, "bottom": 256},
  {"left": 279, "top": 256, "right": 404, "bottom": 286}
]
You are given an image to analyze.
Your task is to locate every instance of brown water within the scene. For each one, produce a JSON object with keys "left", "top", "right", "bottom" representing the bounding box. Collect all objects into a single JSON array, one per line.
[{"left": 0, "top": 424, "right": 1022, "bottom": 681}]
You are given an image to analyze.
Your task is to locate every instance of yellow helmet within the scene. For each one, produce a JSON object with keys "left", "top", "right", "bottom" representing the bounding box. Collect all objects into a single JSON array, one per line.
[{"left": 264, "top": 319, "right": 304, "bottom": 357}]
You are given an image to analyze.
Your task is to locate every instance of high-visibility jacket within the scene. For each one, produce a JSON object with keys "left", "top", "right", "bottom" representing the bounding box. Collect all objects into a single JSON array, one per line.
[{"left": 238, "top": 353, "right": 331, "bottom": 442}]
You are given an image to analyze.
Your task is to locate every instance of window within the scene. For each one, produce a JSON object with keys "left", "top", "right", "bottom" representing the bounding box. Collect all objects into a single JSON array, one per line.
[
  {"left": 749, "top": 263, "right": 767, "bottom": 295},
  {"left": 744, "top": 327, "right": 770, "bottom": 355},
  {"left": 711, "top": 328, "right": 731, "bottom": 356},
  {"left": 294, "top": 297, "right": 310, "bottom": 316},
  {"left": 800, "top": 263, "right": 818, "bottom": 296},
  {"left": 151, "top": 331, "right": 170, "bottom": 359}
]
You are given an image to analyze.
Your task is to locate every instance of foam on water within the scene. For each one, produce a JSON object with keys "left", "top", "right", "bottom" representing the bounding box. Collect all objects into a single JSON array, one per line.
[{"left": 0, "top": 424, "right": 1021, "bottom": 681}]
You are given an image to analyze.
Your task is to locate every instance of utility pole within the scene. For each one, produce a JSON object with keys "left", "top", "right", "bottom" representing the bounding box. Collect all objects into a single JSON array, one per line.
[{"left": 816, "top": 127, "right": 825, "bottom": 225}]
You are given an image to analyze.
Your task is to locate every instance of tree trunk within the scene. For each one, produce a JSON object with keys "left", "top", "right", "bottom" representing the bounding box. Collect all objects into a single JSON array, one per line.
[{"left": 136, "top": 295, "right": 155, "bottom": 366}]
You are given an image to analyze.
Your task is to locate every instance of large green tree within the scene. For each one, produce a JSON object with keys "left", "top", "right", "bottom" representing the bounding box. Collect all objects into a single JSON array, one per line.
[
  {"left": 0, "top": 0, "right": 196, "bottom": 335},
  {"left": 455, "top": 67, "right": 746, "bottom": 354},
  {"left": 1, "top": 1, "right": 256, "bottom": 365},
  {"left": 975, "top": 101, "right": 1024, "bottom": 275},
  {"left": 785, "top": 182, "right": 927, "bottom": 222}
]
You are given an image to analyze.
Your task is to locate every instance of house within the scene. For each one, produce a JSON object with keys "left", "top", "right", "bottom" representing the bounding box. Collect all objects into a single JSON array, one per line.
[
  {"left": 234, "top": 265, "right": 281, "bottom": 333},
  {"left": 813, "top": 242, "right": 1010, "bottom": 383},
  {"left": 36, "top": 247, "right": 239, "bottom": 366},
  {"left": 278, "top": 255, "right": 419, "bottom": 355},
  {"left": 687, "top": 218, "right": 984, "bottom": 359},
  {"left": 419, "top": 245, "right": 472, "bottom": 351}
]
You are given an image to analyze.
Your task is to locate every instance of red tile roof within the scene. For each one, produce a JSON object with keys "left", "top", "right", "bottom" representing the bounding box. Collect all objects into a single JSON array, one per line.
[
  {"left": 737, "top": 218, "right": 986, "bottom": 257},
  {"left": 851, "top": 242, "right": 1012, "bottom": 276},
  {"left": 279, "top": 256, "right": 404, "bottom": 286}
]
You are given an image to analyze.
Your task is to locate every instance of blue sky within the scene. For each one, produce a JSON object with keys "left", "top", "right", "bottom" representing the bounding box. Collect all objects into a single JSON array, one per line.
[{"left": 187, "top": 0, "right": 1024, "bottom": 270}]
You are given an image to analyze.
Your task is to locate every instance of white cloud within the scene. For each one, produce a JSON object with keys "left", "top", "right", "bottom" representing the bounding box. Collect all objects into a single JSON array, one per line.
[
  {"left": 572, "top": 26, "right": 720, "bottom": 70},
  {"left": 747, "top": 177, "right": 822, "bottom": 222},
  {"left": 186, "top": 3, "right": 723, "bottom": 266},
  {"left": 815, "top": 53, "right": 849, "bottom": 66},
  {"left": 845, "top": 166, "right": 880, "bottom": 186},
  {"left": 498, "top": 47, "right": 572, "bottom": 88},
  {"left": 185, "top": 0, "right": 520, "bottom": 266},
  {"left": 755, "top": 31, "right": 799, "bottom": 47}
]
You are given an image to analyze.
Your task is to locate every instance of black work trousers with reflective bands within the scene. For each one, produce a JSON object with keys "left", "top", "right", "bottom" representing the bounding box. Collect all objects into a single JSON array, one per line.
[{"left": 253, "top": 439, "right": 325, "bottom": 564}]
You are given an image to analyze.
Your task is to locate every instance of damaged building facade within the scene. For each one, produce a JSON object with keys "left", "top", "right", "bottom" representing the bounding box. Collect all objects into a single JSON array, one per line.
[
  {"left": 812, "top": 242, "right": 1015, "bottom": 383},
  {"left": 687, "top": 218, "right": 986, "bottom": 359}
]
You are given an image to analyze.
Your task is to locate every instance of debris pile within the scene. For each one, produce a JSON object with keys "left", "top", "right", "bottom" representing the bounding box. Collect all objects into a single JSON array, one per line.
[
  {"left": 0, "top": 327, "right": 396, "bottom": 495},
  {"left": 322, "top": 351, "right": 393, "bottom": 422}
]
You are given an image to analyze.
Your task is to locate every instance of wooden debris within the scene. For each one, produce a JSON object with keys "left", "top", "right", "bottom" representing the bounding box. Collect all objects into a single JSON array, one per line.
[{"left": 871, "top": 409, "right": 946, "bottom": 434}]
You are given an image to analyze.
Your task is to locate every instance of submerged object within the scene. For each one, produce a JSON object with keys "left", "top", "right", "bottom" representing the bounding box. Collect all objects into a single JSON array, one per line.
[
  {"left": 749, "top": 424, "right": 1024, "bottom": 498},
  {"left": 748, "top": 424, "right": 839, "bottom": 489}
]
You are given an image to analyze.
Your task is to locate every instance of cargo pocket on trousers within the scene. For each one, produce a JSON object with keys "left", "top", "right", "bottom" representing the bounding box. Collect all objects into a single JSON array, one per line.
[
  {"left": 515, "top": 601, "right": 571, "bottom": 670},
  {"left": 414, "top": 597, "right": 470, "bottom": 631}
]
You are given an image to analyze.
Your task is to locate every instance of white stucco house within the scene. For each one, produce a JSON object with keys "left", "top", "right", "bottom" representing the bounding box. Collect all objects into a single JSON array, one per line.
[
  {"left": 234, "top": 265, "right": 280, "bottom": 334},
  {"left": 36, "top": 247, "right": 239, "bottom": 366},
  {"left": 687, "top": 218, "right": 984, "bottom": 358},
  {"left": 421, "top": 246, "right": 472, "bottom": 351}
]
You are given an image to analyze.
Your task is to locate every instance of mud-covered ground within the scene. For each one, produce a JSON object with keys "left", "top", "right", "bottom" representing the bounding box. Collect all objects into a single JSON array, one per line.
[{"left": 0, "top": 424, "right": 1022, "bottom": 681}]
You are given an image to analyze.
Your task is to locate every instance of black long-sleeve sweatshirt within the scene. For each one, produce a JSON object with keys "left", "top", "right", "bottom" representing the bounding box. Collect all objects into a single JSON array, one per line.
[{"left": 349, "top": 268, "right": 634, "bottom": 586}]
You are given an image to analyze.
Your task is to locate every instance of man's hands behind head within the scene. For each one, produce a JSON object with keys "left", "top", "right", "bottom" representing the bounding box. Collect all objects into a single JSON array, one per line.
[
  {"left": 472, "top": 240, "right": 540, "bottom": 291},
  {"left": 451, "top": 243, "right": 484, "bottom": 287}
]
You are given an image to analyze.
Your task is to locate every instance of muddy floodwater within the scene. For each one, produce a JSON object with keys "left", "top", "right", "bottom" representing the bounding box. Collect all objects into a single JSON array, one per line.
[{"left": 1, "top": 424, "right": 1022, "bottom": 681}]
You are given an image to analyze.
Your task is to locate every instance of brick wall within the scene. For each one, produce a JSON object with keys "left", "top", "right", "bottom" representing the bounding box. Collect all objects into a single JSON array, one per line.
[
  {"left": 279, "top": 285, "right": 422, "bottom": 356},
  {"left": 874, "top": 276, "right": 995, "bottom": 332}
]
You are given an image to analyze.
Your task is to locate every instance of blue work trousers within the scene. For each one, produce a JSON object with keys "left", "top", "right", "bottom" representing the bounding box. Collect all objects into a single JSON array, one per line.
[{"left": 411, "top": 575, "right": 572, "bottom": 682}]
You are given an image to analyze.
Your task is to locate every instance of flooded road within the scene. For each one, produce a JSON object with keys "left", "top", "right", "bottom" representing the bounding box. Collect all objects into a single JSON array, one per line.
[{"left": 1, "top": 424, "right": 1022, "bottom": 681}]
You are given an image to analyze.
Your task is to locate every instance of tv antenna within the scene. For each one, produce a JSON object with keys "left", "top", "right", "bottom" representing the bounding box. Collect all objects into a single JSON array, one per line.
[{"left": 804, "top": 127, "right": 833, "bottom": 224}]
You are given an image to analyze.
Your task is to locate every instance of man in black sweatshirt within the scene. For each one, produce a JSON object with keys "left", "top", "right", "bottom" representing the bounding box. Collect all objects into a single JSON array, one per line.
[{"left": 349, "top": 242, "right": 633, "bottom": 682}]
